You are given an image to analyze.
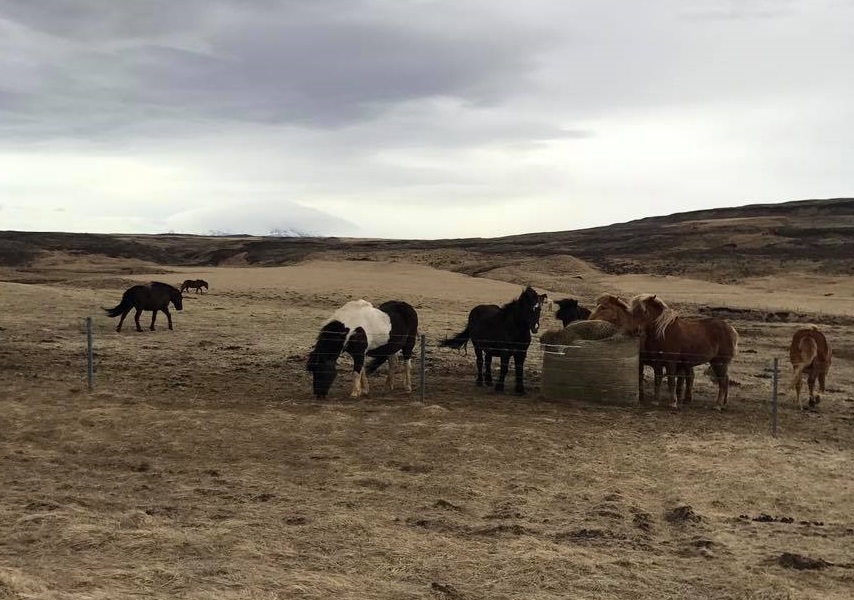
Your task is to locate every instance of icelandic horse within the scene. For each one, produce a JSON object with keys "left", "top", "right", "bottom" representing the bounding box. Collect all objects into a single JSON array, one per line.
[{"left": 789, "top": 325, "right": 831, "bottom": 410}]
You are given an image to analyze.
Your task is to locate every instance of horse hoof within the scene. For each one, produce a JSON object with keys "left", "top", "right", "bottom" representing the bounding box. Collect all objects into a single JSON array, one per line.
[
  {"left": 475, "top": 381, "right": 484, "bottom": 387},
  {"left": 514, "top": 389, "right": 526, "bottom": 396}
]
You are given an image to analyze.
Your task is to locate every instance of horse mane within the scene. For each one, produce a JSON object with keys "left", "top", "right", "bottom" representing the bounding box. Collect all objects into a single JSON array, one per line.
[
  {"left": 307, "top": 320, "right": 349, "bottom": 371},
  {"left": 630, "top": 293, "right": 678, "bottom": 339}
]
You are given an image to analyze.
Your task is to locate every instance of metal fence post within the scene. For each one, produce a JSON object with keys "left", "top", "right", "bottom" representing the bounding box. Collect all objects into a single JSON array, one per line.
[
  {"left": 770, "top": 357, "right": 778, "bottom": 437},
  {"left": 86, "top": 317, "right": 94, "bottom": 390},
  {"left": 419, "top": 334, "right": 426, "bottom": 402}
]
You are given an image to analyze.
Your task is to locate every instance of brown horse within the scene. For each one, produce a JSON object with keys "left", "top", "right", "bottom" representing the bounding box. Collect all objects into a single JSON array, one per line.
[
  {"left": 180, "top": 279, "right": 209, "bottom": 294},
  {"left": 103, "top": 282, "right": 184, "bottom": 332},
  {"left": 629, "top": 294, "right": 738, "bottom": 410},
  {"left": 789, "top": 325, "right": 831, "bottom": 410},
  {"left": 589, "top": 294, "right": 694, "bottom": 404}
]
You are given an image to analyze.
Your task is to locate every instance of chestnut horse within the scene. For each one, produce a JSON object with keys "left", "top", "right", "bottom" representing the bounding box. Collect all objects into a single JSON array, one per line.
[
  {"left": 789, "top": 325, "right": 831, "bottom": 410},
  {"left": 629, "top": 294, "right": 738, "bottom": 410},
  {"left": 589, "top": 294, "right": 694, "bottom": 404}
]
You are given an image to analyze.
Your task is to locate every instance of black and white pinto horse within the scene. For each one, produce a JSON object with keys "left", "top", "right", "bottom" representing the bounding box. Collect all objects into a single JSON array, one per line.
[
  {"left": 554, "top": 297, "right": 591, "bottom": 326},
  {"left": 440, "top": 287, "right": 544, "bottom": 395},
  {"left": 306, "top": 299, "right": 419, "bottom": 400}
]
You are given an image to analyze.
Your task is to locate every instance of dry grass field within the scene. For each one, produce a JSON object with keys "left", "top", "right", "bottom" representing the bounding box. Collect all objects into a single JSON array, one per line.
[{"left": 2, "top": 228, "right": 854, "bottom": 599}]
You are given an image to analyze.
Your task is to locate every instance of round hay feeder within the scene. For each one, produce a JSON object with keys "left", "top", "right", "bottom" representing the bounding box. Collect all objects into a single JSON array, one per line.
[{"left": 541, "top": 337, "right": 639, "bottom": 405}]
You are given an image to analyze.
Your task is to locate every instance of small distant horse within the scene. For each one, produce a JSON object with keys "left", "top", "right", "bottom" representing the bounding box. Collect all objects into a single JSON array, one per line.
[
  {"left": 439, "top": 286, "right": 543, "bottom": 395},
  {"left": 180, "top": 279, "right": 209, "bottom": 294},
  {"left": 590, "top": 293, "right": 695, "bottom": 404},
  {"left": 554, "top": 298, "right": 591, "bottom": 326},
  {"left": 103, "top": 281, "right": 184, "bottom": 332},
  {"left": 789, "top": 325, "right": 831, "bottom": 410},
  {"left": 306, "top": 299, "right": 419, "bottom": 400},
  {"left": 629, "top": 294, "right": 738, "bottom": 410}
]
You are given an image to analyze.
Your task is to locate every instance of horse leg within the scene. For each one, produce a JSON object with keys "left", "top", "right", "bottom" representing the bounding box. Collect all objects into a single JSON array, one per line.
[
  {"left": 351, "top": 353, "right": 366, "bottom": 398},
  {"left": 638, "top": 362, "right": 647, "bottom": 404},
  {"left": 709, "top": 361, "right": 729, "bottom": 410},
  {"left": 134, "top": 308, "right": 144, "bottom": 332},
  {"left": 402, "top": 357, "right": 412, "bottom": 392},
  {"left": 807, "top": 373, "right": 817, "bottom": 407},
  {"left": 360, "top": 367, "right": 370, "bottom": 396},
  {"left": 816, "top": 368, "right": 827, "bottom": 405},
  {"left": 386, "top": 353, "right": 399, "bottom": 390},
  {"left": 681, "top": 366, "right": 695, "bottom": 404},
  {"left": 512, "top": 351, "right": 526, "bottom": 395},
  {"left": 474, "top": 347, "right": 484, "bottom": 386},
  {"left": 116, "top": 309, "right": 130, "bottom": 333},
  {"left": 150, "top": 309, "right": 158, "bottom": 331},
  {"left": 664, "top": 362, "right": 679, "bottom": 409},
  {"left": 793, "top": 370, "right": 805, "bottom": 410},
  {"left": 653, "top": 364, "right": 664, "bottom": 403},
  {"left": 163, "top": 307, "right": 173, "bottom": 330},
  {"left": 484, "top": 351, "right": 494, "bottom": 386},
  {"left": 494, "top": 354, "right": 510, "bottom": 393}
]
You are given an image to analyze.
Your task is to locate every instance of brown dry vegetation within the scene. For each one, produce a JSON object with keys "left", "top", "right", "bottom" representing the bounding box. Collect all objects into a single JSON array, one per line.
[{"left": 2, "top": 201, "right": 854, "bottom": 599}]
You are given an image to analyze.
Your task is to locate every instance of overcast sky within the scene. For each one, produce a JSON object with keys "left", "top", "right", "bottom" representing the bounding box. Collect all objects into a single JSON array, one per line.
[{"left": 1, "top": 0, "right": 852, "bottom": 239}]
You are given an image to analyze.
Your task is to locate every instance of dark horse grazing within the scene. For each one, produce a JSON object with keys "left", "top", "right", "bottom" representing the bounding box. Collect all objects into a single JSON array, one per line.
[
  {"left": 306, "top": 299, "right": 419, "bottom": 400},
  {"left": 180, "top": 279, "right": 209, "bottom": 294},
  {"left": 554, "top": 297, "right": 591, "bottom": 326},
  {"left": 440, "top": 286, "right": 543, "bottom": 395},
  {"left": 629, "top": 294, "right": 738, "bottom": 410},
  {"left": 103, "top": 282, "right": 184, "bottom": 332}
]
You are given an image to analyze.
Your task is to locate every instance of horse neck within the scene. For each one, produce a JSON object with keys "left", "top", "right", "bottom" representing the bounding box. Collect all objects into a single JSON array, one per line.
[{"left": 506, "top": 299, "right": 535, "bottom": 331}]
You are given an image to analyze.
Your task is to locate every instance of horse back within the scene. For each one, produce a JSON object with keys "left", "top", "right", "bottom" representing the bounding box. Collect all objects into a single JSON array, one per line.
[
  {"left": 790, "top": 327, "right": 831, "bottom": 370},
  {"left": 649, "top": 316, "right": 737, "bottom": 365},
  {"left": 467, "top": 303, "right": 531, "bottom": 348}
]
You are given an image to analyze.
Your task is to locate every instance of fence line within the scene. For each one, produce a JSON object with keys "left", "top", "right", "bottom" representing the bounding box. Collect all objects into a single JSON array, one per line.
[{"left": 81, "top": 317, "right": 790, "bottom": 435}]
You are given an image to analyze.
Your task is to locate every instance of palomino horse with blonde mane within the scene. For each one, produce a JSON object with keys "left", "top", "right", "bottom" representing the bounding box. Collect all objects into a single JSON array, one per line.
[
  {"left": 589, "top": 294, "right": 694, "bottom": 404},
  {"left": 629, "top": 294, "right": 738, "bottom": 409},
  {"left": 789, "top": 325, "right": 831, "bottom": 410}
]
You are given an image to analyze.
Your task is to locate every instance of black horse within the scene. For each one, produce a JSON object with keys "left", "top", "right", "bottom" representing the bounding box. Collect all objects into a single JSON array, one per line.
[
  {"left": 554, "top": 297, "right": 591, "bottom": 326},
  {"left": 307, "top": 299, "right": 419, "bottom": 400},
  {"left": 440, "top": 286, "right": 543, "bottom": 395},
  {"left": 180, "top": 279, "right": 209, "bottom": 294},
  {"left": 103, "top": 282, "right": 184, "bottom": 332}
]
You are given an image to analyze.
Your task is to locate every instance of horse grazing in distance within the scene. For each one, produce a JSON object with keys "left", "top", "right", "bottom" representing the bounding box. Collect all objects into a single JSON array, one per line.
[
  {"left": 180, "top": 279, "right": 209, "bottom": 294},
  {"left": 103, "top": 282, "right": 184, "bottom": 332},
  {"left": 554, "top": 298, "right": 591, "bottom": 326},
  {"left": 440, "top": 286, "right": 543, "bottom": 395},
  {"left": 629, "top": 294, "right": 738, "bottom": 410},
  {"left": 306, "top": 299, "right": 419, "bottom": 400},
  {"left": 590, "top": 293, "right": 695, "bottom": 405},
  {"left": 789, "top": 325, "right": 831, "bottom": 410}
]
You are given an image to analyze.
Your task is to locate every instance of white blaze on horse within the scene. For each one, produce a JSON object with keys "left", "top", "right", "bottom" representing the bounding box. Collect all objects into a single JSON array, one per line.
[
  {"left": 306, "top": 299, "right": 419, "bottom": 400},
  {"left": 789, "top": 325, "right": 831, "bottom": 410}
]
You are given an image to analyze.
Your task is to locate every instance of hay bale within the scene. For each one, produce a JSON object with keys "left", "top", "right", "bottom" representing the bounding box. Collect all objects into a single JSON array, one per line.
[
  {"left": 541, "top": 333, "right": 638, "bottom": 406},
  {"left": 539, "top": 320, "right": 624, "bottom": 348}
]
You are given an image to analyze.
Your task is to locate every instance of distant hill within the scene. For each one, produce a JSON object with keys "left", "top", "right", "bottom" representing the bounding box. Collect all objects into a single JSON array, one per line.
[{"left": 2, "top": 198, "right": 853, "bottom": 282}]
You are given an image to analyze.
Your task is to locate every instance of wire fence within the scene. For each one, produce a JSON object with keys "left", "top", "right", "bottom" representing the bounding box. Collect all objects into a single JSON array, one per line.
[{"left": 80, "top": 323, "right": 788, "bottom": 436}]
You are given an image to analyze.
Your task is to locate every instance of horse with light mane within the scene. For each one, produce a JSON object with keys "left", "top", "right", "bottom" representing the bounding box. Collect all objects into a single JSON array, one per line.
[
  {"left": 306, "top": 299, "right": 419, "bottom": 400},
  {"left": 439, "top": 287, "right": 543, "bottom": 395},
  {"left": 789, "top": 325, "right": 831, "bottom": 410},
  {"left": 629, "top": 294, "right": 738, "bottom": 410},
  {"left": 589, "top": 294, "right": 694, "bottom": 404}
]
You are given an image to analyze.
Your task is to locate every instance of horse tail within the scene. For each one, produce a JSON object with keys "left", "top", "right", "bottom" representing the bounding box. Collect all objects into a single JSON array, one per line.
[
  {"left": 103, "top": 290, "right": 134, "bottom": 318},
  {"left": 790, "top": 335, "right": 819, "bottom": 391},
  {"left": 439, "top": 327, "right": 470, "bottom": 351}
]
